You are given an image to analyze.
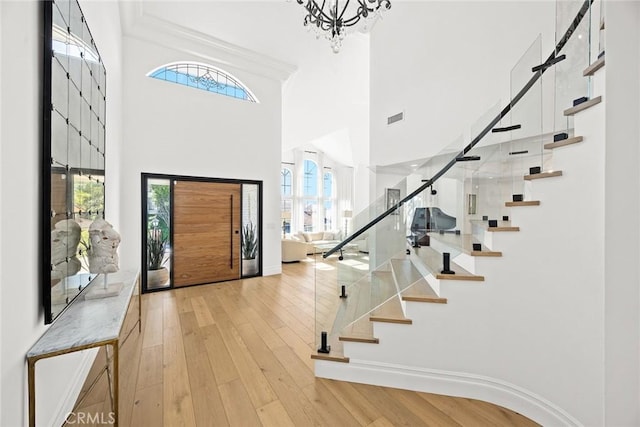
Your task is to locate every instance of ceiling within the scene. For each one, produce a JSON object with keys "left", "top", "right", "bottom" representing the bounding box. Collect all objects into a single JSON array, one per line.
[{"left": 137, "top": 1, "right": 369, "bottom": 67}]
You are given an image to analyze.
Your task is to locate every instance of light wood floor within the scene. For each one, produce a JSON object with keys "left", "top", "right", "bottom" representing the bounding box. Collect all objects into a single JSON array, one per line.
[{"left": 71, "top": 258, "right": 538, "bottom": 426}]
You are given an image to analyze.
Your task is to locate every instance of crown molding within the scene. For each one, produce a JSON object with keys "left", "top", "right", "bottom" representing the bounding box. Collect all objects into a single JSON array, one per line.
[{"left": 119, "top": 2, "right": 297, "bottom": 82}]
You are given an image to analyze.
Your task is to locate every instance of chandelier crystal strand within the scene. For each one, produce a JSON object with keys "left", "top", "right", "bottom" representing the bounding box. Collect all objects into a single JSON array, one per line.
[{"left": 296, "top": 0, "right": 391, "bottom": 53}]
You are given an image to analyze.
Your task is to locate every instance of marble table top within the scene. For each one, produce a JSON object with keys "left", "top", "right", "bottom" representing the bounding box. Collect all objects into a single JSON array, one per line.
[{"left": 27, "top": 270, "right": 139, "bottom": 359}]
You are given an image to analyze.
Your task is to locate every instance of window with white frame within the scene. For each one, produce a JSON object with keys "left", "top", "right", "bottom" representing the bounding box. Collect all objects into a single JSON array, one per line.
[
  {"left": 323, "top": 170, "right": 334, "bottom": 231},
  {"left": 280, "top": 167, "right": 293, "bottom": 235},
  {"left": 303, "top": 159, "right": 318, "bottom": 232},
  {"left": 282, "top": 155, "right": 344, "bottom": 234}
]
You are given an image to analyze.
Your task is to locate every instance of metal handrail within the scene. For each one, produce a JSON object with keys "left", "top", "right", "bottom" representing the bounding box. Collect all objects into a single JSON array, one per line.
[{"left": 324, "top": 0, "right": 593, "bottom": 258}]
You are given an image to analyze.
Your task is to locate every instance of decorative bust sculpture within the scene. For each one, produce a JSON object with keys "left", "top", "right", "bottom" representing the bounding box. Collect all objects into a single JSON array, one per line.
[
  {"left": 88, "top": 219, "right": 121, "bottom": 274},
  {"left": 51, "top": 219, "right": 82, "bottom": 282}
]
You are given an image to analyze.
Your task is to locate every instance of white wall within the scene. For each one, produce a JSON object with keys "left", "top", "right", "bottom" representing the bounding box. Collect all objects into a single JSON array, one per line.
[
  {"left": 369, "top": 1, "right": 556, "bottom": 167},
  {"left": 603, "top": 1, "right": 640, "bottom": 424},
  {"left": 282, "top": 35, "right": 371, "bottom": 212},
  {"left": 0, "top": 1, "right": 123, "bottom": 425},
  {"left": 126, "top": 0, "right": 371, "bottom": 213},
  {"left": 0, "top": 1, "right": 4, "bottom": 421},
  {"left": 120, "top": 35, "right": 284, "bottom": 276}
]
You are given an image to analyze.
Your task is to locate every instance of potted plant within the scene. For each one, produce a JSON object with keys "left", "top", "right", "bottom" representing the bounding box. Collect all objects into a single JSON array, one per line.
[
  {"left": 242, "top": 221, "right": 259, "bottom": 275},
  {"left": 147, "top": 227, "right": 169, "bottom": 287}
]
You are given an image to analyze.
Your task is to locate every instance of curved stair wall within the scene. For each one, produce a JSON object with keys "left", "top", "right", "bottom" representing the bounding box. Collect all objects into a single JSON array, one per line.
[{"left": 315, "top": 58, "right": 607, "bottom": 427}]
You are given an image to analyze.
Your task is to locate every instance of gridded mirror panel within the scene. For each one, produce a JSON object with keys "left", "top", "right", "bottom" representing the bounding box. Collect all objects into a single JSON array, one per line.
[
  {"left": 68, "top": 86, "right": 81, "bottom": 134},
  {"left": 68, "top": 125, "right": 82, "bottom": 169},
  {"left": 98, "top": 151, "right": 105, "bottom": 171},
  {"left": 53, "top": 0, "right": 69, "bottom": 28},
  {"left": 51, "top": 111, "right": 68, "bottom": 165},
  {"left": 97, "top": 125, "right": 105, "bottom": 157},
  {"left": 81, "top": 100, "right": 91, "bottom": 138},
  {"left": 43, "top": 0, "right": 106, "bottom": 324},
  {"left": 52, "top": 58, "right": 69, "bottom": 118},
  {"left": 90, "top": 113, "right": 100, "bottom": 149},
  {"left": 81, "top": 62, "right": 92, "bottom": 104},
  {"left": 99, "top": 66, "right": 106, "bottom": 96}
]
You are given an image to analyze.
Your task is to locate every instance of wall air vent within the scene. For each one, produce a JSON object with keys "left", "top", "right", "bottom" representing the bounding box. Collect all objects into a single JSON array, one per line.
[{"left": 387, "top": 112, "right": 404, "bottom": 125}]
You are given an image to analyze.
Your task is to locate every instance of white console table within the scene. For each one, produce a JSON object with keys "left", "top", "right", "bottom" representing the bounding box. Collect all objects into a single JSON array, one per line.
[{"left": 26, "top": 270, "right": 141, "bottom": 427}]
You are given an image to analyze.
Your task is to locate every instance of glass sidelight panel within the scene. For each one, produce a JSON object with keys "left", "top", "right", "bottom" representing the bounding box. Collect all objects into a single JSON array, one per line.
[
  {"left": 242, "top": 183, "right": 261, "bottom": 277},
  {"left": 144, "top": 178, "right": 172, "bottom": 291}
]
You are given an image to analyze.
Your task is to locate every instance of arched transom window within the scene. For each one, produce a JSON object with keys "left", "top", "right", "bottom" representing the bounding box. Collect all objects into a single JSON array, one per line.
[{"left": 147, "top": 61, "right": 258, "bottom": 103}]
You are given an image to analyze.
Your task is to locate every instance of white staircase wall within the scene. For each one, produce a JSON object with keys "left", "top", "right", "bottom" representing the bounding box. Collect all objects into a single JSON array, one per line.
[{"left": 317, "top": 72, "right": 607, "bottom": 426}]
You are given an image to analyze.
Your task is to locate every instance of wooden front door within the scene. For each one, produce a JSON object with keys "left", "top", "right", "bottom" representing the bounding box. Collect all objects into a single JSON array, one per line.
[{"left": 172, "top": 181, "right": 241, "bottom": 287}]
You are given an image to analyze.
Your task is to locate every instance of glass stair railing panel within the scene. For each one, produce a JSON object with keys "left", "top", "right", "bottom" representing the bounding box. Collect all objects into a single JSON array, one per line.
[
  {"left": 597, "top": 0, "right": 604, "bottom": 59},
  {"left": 347, "top": 134, "right": 467, "bottom": 246},
  {"left": 509, "top": 34, "right": 546, "bottom": 174},
  {"left": 470, "top": 100, "right": 504, "bottom": 152},
  {"left": 459, "top": 102, "right": 513, "bottom": 239},
  {"left": 314, "top": 244, "right": 369, "bottom": 356},
  {"left": 554, "top": 0, "right": 593, "bottom": 134},
  {"left": 314, "top": 0, "right": 596, "bottom": 356},
  {"left": 314, "top": 215, "right": 408, "bottom": 353},
  {"left": 413, "top": 159, "right": 468, "bottom": 261},
  {"left": 464, "top": 143, "right": 511, "bottom": 243},
  {"left": 337, "top": 197, "right": 408, "bottom": 296}
]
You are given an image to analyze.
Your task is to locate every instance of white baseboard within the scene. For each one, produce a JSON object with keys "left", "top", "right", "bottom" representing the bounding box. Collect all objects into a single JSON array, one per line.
[
  {"left": 50, "top": 348, "right": 99, "bottom": 427},
  {"left": 262, "top": 264, "right": 282, "bottom": 276},
  {"left": 315, "top": 359, "right": 581, "bottom": 426}
]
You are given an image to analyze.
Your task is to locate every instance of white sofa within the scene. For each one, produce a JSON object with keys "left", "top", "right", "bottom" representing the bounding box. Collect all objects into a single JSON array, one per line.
[
  {"left": 281, "top": 239, "right": 309, "bottom": 263},
  {"left": 289, "top": 230, "right": 342, "bottom": 255}
]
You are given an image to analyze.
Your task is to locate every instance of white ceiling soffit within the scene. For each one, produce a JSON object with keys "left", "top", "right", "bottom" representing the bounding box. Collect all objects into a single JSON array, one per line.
[{"left": 119, "top": 2, "right": 297, "bottom": 82}]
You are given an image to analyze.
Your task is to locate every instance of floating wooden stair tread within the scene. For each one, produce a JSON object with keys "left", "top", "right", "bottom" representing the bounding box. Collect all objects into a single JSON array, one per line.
[
  {"left": 583, "top": 57, "right": 605, "bottom": 76},
  {"left": 371, "top": 296, "right": 407, "bottom": 317},
  {"left": 339, "top": 335, "right": 379, "bottom": 344},
  {"left": 369, "top": 316, "right": 413, "bottom": 324},
  {"left": 564, "top": 96, "right": 602, "bottom": 116},
  {"left": 413, "top": 246, "right": 485, "bottom": 282},
  {"left": 427, "top": 232, "right": 501, "bottom": 257},
  {"left": 311, "top": 353, "right": 350, "bottom": 363},
  {"left": 544, "top": 136, "right": 583, "bottom": 150},
  {"left": 435, "top": 259, "right": 484, "bottom": 281},
  {"left": 471, "top": 250, "right": 503, "bottom": 257},
  {"left": 524, "top": 170, "right": 563, "bottom": 180},
  {"left": 401, "top": 280, "right": 447, "bottom": 304},
  {"left": 600, "top": 18, "right": 605, "bottom": 30},
  {"left": 505, "top": 200, "right": 541, "bottom": 207},
  {"left": 390, "top": 259, "right": 423, "bottom": 291},
  {"left": 402, "top": 294, "right": 447, "bottom": 303},
  {"left": 436, "top": 272, "right": 484, "bottom": 281},
  {"left": 339, "top": 316, "right": 377, "bottom": 343},
  {"left": 488, "top": 226, "right": 520, "bottom": 232},
  {"left": 363, "top": 295, "right": 412, "bottom": 324}
]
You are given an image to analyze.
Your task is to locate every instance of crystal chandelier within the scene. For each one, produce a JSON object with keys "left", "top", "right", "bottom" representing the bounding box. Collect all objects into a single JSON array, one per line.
[{"left": 296, "top": 0, "right": 391, "bottom": 53}]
